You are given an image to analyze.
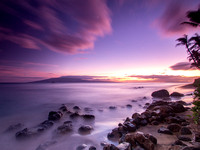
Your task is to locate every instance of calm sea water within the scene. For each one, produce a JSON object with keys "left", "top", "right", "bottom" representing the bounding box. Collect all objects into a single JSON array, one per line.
[{"left": 0, "top": 82, "right": 194, "bottom": 150}]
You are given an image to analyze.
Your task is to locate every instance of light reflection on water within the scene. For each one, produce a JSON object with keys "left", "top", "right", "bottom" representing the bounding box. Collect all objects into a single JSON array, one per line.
[{"left": 0, "top": 82, "right": 194, "bottom": 150}]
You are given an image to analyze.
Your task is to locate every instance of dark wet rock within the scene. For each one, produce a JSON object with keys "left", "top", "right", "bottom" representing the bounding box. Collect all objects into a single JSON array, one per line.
[
  {"left": 107, "top": 128, "right": 121, "bottom": 140},
  {"left": 176, "top": 101, "right": 188, "bottom": 105},
  {"left": 89, "top": 146, "right": 96, "bottom": 150},
  {"left": 126, "top": 104, "right": 132, "bottom": 108},
  {"left": 140, "top": 119, "right": 148, "bottom": 126},
  {"left": 48, "top": 111, "right": 63, "bottom": 121},
  {"left": 182, "top": 146, "right": 200, "bottom": 150},
  {"left": 109, "top": 106, "right": 117, "bottom": 110},
  {"left": 59, "top": 105, "right": 67, "bottom": 112},
  {"left": 36, "top": 141, "right": 57, "bottom": 150},
  {"left": 82, "top": 114, "right": 95, "bottom": 120},
  {"left": 145, "top": 103, "right": 150, "bottom": 106},
  {"left": 16, "top": 128, "right": 36, "bottom": 138},
  {"left": 131, "top": 100, "right": 137, "bottom": 102},
  {"left": 169, "top": 103, "right": 186, "bottom": 113},
  {"left": 134, "top": 146, "right": 145, "bottom": 150},
  {"left": 145, "top": 133, "right": 157, "bottom": 145},
  {"left": 116, "top": 142, "right": 131, "bottom": 150},
  {"left": 78, "top": 125, "right": 93, "bottom": 134},
  {"left": 84, "top": 107, "right": 93, "bottom": 112},
  {"left": 151, "top": 121, "right": 159, "bottom": 125},
  {"left": 180, "top": 127, "right": 192, "bottom": 135},
  {"left": 125, "top": 132, "right": 156, "bottom": 150},
  {"left": 73, "top": 106, "right": 81, "bottom": 110},
  {"left": 170, "top": 92, "right": 184, "bottom": 97},
  {"left": 101, "top": 142, "right": 109, "bottom": 147},
  {"left": 56, "top": 122, "right": 73, "bottom": 134},
  {"left": 143, "top": 96, "right": 147, "bottom": 99},
  {"left": 181, "top": 122, "right": 190, "bottom": 126},
  {"left": 123, "top": 122, "right": 137, "bottom": 132},
  {"left": 178, "top": 136, "right": 192, "bottom": 141},
  {"left": 151, "top": 89, "right": 169, "bottom": 98},
  {"left": 167, "top": 124, "right": 181, "bottom": 132},
  {"left": 70, "top": 112, "right": 80, "bottom": 118},
  {"left": 173, "top": 140, "right": 187, "bottom": 146},
  {"left": 37, "top": 120, "right": 54, "bottom": 132},
  {"left": 147, "top": 101, "right": 169, "bottom": 110},
  {"left": 158, "top": 127, "right": 173, "bottom": 135},
  {"left": 103, "top": 144, "right": 119, "bottom": 150},
  {"left": 64, "top": 120, "right": 72, "bottom": 124},
  {"left": 6, "top": 123, "right": 24, "bottom": 132},
  {"left": 76, "top": 144, "right": 87, "bottom": 150},
  {"left": 195, "top": 133, "right": 200, "bottom": 142},
  {"left": 165, "top": 116, "right": 185, "bottom": 124}
]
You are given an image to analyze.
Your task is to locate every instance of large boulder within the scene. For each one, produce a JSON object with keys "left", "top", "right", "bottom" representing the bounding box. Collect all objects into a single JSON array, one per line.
[
  {"left": 170, "top": 92, "right": 184, "bottom": 97},
  {"left": 151, "top": 89, "right": 169, "bottom": 98},
  {"left": 48, "top": 111, "right": 63, "bottom": 121},
  {"left": 125, "top": 132, "right": 157, "bottom": 150}
]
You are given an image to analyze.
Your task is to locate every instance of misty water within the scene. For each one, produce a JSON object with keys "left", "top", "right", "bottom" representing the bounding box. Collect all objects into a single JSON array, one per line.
[{"left": 0, "top": 83, "right": 194, "bottom": 150}]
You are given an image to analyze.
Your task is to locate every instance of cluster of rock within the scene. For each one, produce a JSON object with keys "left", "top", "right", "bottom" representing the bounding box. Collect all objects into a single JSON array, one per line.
[
  {"left": 104, "top": 89, "right": 200, "bottom": 150},
  {"left": 8, "top": 104, "right": 95, "bottom": 140}
]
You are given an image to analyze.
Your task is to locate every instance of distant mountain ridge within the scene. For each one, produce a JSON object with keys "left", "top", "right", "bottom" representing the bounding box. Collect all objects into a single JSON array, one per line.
[{"left": 30, "top": 76, "right": 115, "bottom": 83}]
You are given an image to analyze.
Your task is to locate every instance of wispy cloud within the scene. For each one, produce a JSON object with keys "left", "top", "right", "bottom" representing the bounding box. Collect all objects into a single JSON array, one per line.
[
  {"left": 0, "top": 0, "right": 112, "bottom": 54},
  {"left": 170, "top": 62, "right": 196, "bottom": 70}
]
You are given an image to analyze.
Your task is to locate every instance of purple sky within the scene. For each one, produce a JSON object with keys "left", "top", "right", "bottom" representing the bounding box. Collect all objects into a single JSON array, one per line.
[{"left": 0, "top": 0, "right": 200, "bottom": 82}]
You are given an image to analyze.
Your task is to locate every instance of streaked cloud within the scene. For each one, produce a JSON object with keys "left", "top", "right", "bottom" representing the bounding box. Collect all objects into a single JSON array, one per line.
[
  {"left": 0, "top": 0, "right": 112, "bottom": 54},
  {"left": 170, "top": 62, "right": 196, "bottom": 70}
]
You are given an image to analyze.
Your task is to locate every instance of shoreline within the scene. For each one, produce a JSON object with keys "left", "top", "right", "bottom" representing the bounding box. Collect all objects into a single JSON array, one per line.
[{"left": 103, "top": 88, "right": 200, "bottom": 150}]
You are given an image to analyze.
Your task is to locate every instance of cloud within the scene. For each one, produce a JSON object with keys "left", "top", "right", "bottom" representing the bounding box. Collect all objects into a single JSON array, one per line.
[
  {"left": 153, "top": 0, "right": 199, "bottom": 36},
  {"left": 0, "top": 0, "right": 112, "bottom": 54},
  {"left": 170, "top": 62, "right": 196, "bottom": 70},
  {"left": 129, "top": 75, "right": 197, "bottom": 83}
]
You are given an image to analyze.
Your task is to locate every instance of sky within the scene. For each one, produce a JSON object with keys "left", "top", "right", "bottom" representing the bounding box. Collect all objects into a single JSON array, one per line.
[{"left": 0, "top": 0, "right": 200, "bottom": 83}]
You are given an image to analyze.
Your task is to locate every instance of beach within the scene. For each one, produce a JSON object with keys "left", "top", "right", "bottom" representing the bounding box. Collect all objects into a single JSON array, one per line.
[{"left": 0, "top": 82, "right": 195, "bottom": 150}]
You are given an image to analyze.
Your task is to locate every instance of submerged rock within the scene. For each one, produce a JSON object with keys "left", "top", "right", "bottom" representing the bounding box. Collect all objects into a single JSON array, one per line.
[
  {"left": 78, "top": 125, "right": 93, "bottom": 134},
  {"left": 48, "top": 111, "right": 63, "bottom": 121},
  {"left": 109, "top": 106, "right": 117, "bottom": 110},
  {"left": 56, "top": 122, "right": 73, "bottom": 134},
  {"left": 37, "top": 120, "right": 54, "bottom": 132},
  {"left": 82, "top": 114, "right": 95, "bottom": 120},
  {"left": 16, "top": 128, "right": 36, "bottom": 139},
  {"left": 151, "top": 89, "right": 169, "bottom": 98},
  {"left": 59, "top": 104, "right": 68, "bottom": 112},
  {"left": 126, "top": 104, "right": 132, "bottom": 108},
  {"left": 70, "top": 112, "right": 80, "bottom": 118},
  {"left": 73, "top": 106, "right": 81, "bottom": 110},
  {"left": 6, "top": 123, "right": 24, "bottom": 132},
  {"left": 36, "top": 141, "right": 57, "bottom": 150}
]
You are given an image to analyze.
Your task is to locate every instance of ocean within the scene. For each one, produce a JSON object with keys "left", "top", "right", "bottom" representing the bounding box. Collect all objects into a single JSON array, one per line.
[{"left": 0, "top": 82, "right": 194, "bottom": 150}]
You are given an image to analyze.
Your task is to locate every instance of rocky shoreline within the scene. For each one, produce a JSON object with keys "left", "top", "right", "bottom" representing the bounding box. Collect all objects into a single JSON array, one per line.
[
  {"left": 103, "top": 89, "right": 200, "bottom": 150},
  {"left": 4, "top": 88, "right": 200, "bottom": 150}
]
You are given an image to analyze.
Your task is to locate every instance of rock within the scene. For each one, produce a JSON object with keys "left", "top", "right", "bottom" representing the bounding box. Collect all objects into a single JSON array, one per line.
[
  {"left": 116, "top": 142, "right": 131, "bottom": 150},
  {"left": 165, "top": 116, "right": 185, "bottom": 124},
  {"left": 101, "top": 142, "right": 109, "bottom": 147},
  {"left": 158, "top": 127, "right": 173, "bottom": 135},
  {"left": 56, "top": 122, "right": 73, "bottom": 134},
  {"left": 70, "top": 112, "right": 80, "bottom": 118},
  {"left": 151, "top": 89, "right": 169, "bottom": 98},
  {"left": 167, "top": 124, "right": 181, "bottom": 132},
  {"left": 109, "top": 106, "right": 117, "bottom": 110},
  {"left": 182, "top": 146, "right": 200, "bottom": 150},
  {"left": 144, "top": 133, "right": 157, "bottom": 145},
  {"left": 36, "top": 141, "right": 57, "bottom": 150},
  {"left": 169, "top": 145, "right": 183, "bottom": 150},
  {"left": 173, "top": 140, "right": 187, "bottom": 146},
  {"left": 107, "top": 128, "right": 121, "bottom": 140},
  {"left": 6, "top": 123, "right": 24, "bottom": 132},
  {"left": 82, "top": 114, "right": 95, "bottom": 120},
  {"left": 78, "top": 125, "right": 93, "bottom": 134},
  {"left": 181, "top": 122, "right": 190, "bottom": 126},
  {"left": 126, "top": 104, "right": 132, "bottom": 108},
  {"left": 89, "top": 146, "right": 96, "bottom": 150},
  {"left": 125, "top": 132, "right": 156, "bottom": 150},
  {"left": 176, "top": 101, "right": 188, "bottom": 105},
  {"left": 169, "top": 103, "right": 186, "bottom": 113},
  {"left": 103, "top": 144, "right": 119, "bottom": 150},
  {"left": 195, "top": 133, "right": 200, "bottom": 142},
  {"left": 178, "top": 136, "right": 191, "bottom": 141},
  {"left": 180, "top": 127, "right": 192, "bottom": 135},
  {"left": 131, "top": 100, "right": 137, "bottom": 102},
  {"left": 76, "top": 144, "right": 87, "bottom": 150},
  {"left": 64, "top": 120, "right": 72, "bottom": 124},
  {"left": 151, "top": 121, "right": 159, "bottom": 125},
  {"left": 170, "top": 92, "right": 184, "bottom": 97},
  {"left": 48, "top": 111, "right": 63, "bottom": 121},
  {"left": 84, "top": 107, "right": 93, "bottom": 112},
  {"left": 59, "top": 105, "right": 67, "bottom": 112},
  {"left": 15, "top": 128, "right": 36, "bottom": 139},
  {"left": 140, "top": 119, "right": 148, "bottom": 126},
  {"left": 123, "top": 122, "right": 137, "bottom": 132},
  {"left": 37, "top": 120, "right": 54, "bottom": 132},
  {"left": 73, "top": 106, "right": 81, "bottom": 110}
]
